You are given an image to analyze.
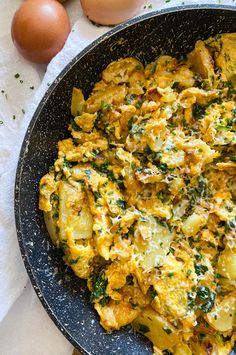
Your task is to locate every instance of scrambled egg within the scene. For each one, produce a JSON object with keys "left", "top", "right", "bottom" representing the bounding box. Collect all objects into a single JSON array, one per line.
[{"left": 39, "top": 33, "right": 236, "bottom": 354}]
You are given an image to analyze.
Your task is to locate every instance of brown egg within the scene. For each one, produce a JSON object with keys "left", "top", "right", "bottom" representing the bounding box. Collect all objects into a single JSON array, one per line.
[
  {"left": 80, "top": 0, "right": 145, "bottom": 26},
  {"left": 11, "top": 0, "right": 71, "bottom": 64}
]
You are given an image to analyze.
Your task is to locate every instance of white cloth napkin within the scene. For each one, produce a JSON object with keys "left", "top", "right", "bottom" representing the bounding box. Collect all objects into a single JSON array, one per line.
[{"left": 0, "top": 0, "right": 234, "bottom": 354}]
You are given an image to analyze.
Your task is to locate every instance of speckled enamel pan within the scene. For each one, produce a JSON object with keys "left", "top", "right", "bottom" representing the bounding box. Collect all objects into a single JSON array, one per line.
[{"left": 15, "top": 5, "right": 236, "bottom": 355}]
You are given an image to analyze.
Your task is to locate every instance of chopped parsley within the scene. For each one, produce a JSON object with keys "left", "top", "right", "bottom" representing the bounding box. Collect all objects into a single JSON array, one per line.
[
  {"left": 63, "top": 159, "right": 73, "bottom": 169},
  {"left": 116, "top": 199, "right": 127, "bottom": 209},
  {"left": 163, "top": 328, "right": 172, "bottom": 334},
  {"left": 130, "top": 124, "right": 144, "bottom": 137},
  {"left": 138, "top": 324, "right": 150, "bottom": 334},
  {"left": 125, "top": 94, "right": 136, "bottom": 105},
  {"left": 186, "top": 269, "right": 192, "bottom": 276},
  {"left": 126, "top": 274, "right": 134, "bottom": 285},
  {"left": 151, "top": 61, "right": 157, "bottom": 74},
  {"left": 68, "top": 256, "right": 81, "bottom": 265},
  {"left": 188, "top": 286, "right": 215, "bottom": 313},
  {"left": 135, "top": 101, "right": 143, "bottom": 109},
  {"left": 186, "top": 175, "right": 211, "bottom": 215},
  {"left": 226, "top": 80, "right": 236, "bottom": 97},
  {"left": 51, "top": 194, "right": 59, "bottom": 202},
  {"left": 90, "top": 270, "right": 110, "bottom": 306},
  {"left": 91, "top": 161, "right": 115, "bottom": 181},
  {"left": 94, "top": 191, "right": 102, "bottom": 201},
  {"left": 159, "top": 163, "right": 168, "bottom": 173},
  {"left": 70, "top": 118, "right": 81, "bottom": 131},
  {"left": 58, "top": 240, "right": 68, "bottom": 252},
  {"left": 148, "top": 286, "right": 157, "bottom": 300},
  {"left": 101, "top": 100, "right": 111, "bottom": 110},
  {"left": 194, "top": 263, "right": 208, "bottom": 276},
  {"left": 192, "top": 103, "right": 206, "bottom": 119},
  {"left": 128, "top": 117, "right": 133, "bottom": 131}
]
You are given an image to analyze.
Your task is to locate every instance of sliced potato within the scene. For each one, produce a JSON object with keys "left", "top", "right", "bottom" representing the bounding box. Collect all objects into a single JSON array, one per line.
[
  {"left": 188, "top": 40, "right": 215, "bottom": 82},
  {"left": 206, "top": 293, "right": 236, "bottom": 331},
  {"left": 58, "top": 180, "right": 93, "bottom": 240},
  {"left": 134, "top": 216, "right": 174, "bottom": 272},
  {"left": 217, "top": 247, "right": 236, "bottom": 280},
  {"left": 214, "top": 33, "right": 236, "bottom": 83},
  {"left": 71, "top": 87, "right": 85, "bottom": 117},
  {"left": 95, "top": 300, "right": 139, "bottom": 331},
  {"left": 133, "top": 306, "right": 179, "bottom": 350},
  {"left": 182, "top": 213, "right": 207, "bottom": 237}
]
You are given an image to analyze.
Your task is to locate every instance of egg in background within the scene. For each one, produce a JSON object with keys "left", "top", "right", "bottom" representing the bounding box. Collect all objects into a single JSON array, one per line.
[
  {"left": 80, "top": 0, "right": 145, "bottom": 26},
  {"left": 11, "top": 0, "right": 71, "bottom": 64}
]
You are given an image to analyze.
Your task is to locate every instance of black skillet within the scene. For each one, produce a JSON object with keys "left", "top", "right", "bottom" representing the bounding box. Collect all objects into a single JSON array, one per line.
[{"left": 15, "top": 4, "right": 236, "bottom": 354}]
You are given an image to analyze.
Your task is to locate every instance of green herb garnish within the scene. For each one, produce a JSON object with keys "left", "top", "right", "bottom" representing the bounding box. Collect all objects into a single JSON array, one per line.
[
  {"left": 116, "top": 199, "right": 127, "bottom": 209},
  {"left": 138, "top": 324, "right": 150, "bottom": 334},
  {"left": 101, "top": 100, "right": 111, "bottom": 110}
]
